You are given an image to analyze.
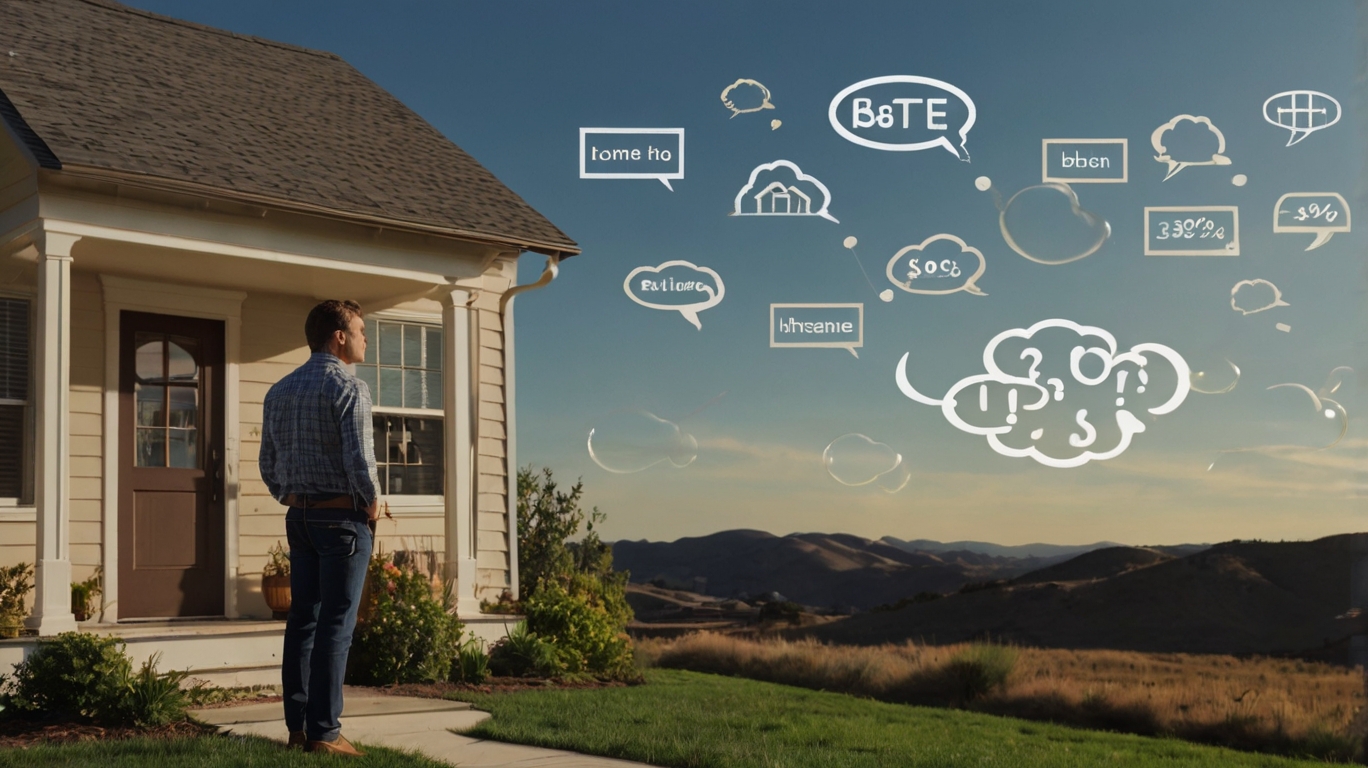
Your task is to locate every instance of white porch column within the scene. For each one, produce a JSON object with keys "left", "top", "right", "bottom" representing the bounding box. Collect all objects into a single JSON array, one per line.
[
  {"left": 27, "top": 231, "right": 80, "bottom": 635},
  {"left": 442, "top": 287, "right": 480, "bottom": 615}
]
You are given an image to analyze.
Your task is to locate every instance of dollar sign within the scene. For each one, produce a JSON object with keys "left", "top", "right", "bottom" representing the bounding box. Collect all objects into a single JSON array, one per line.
[
  {"left": 1295, "top": 206, "right": 1309, "bottom": 221},
  {"left": 906, "top": 258, "right": 921, "bottom": 281}
]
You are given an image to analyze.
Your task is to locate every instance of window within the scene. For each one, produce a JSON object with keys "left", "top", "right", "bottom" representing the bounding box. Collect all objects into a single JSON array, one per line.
[
  {"left": 355, "top": 318, "right": 444, "bottom": 496},
  {"left": 0, "top": 297, "right": 31, "bottom": 502},
  {"left": 133, "top": 334, "right": 201, "bottom": 469}
]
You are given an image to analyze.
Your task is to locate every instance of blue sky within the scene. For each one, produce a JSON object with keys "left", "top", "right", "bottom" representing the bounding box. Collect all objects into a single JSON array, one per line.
[{"left": 128, "top": 0, "right": 1367, "bottom": 545}]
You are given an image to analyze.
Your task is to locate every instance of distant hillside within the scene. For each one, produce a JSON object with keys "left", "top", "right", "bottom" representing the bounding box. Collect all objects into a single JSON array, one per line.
[
  {"left": 800, "top": 535, "right": 1358, "bottom": 657},
  {"left": 882, "top": 537, "right": 1127, "bottom": 559},
  {"left": 611, "top": 530, "right": 1088, "bottom": 611}
]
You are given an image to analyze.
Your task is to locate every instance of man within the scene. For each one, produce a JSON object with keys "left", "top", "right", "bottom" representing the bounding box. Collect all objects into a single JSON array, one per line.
[{"left": 259, "top": 299, "right": 381, "bottom": 757}]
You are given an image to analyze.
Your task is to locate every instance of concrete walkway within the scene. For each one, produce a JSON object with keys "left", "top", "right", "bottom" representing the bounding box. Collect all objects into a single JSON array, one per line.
[{"left": 192, "top": 688, "right": 657, "bottom": 767}]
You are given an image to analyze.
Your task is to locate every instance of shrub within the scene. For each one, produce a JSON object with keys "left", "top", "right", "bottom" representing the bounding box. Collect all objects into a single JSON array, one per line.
[
  {"left": 0, "top": 562, "right": 33, "bottom": 633},
  {"left": 1, "top": 632, "right": 132, "bottom": 722},
  {"left": 759, "top": 600, "right": 803, "bottom": 625},
  {"left": 523, "top": 578, "right": 633, "bottom": 678},
  {"left": 946, "top": 643, "right": 1017, "bottom": 703},
  {"left": 348, "top": 554, "right": 462, "bottom": 685},
  {"left": 70, "top": 568, "right": 102, "bottom": 622},
  {"left": 452, "top": 637, "right": 491, "bottom": 684},
  {"left": 488, "top": 621, "right": 563, "bottom": 678},
  {"left": 120, "top": 653, "right": 191, "bottom": 727}
]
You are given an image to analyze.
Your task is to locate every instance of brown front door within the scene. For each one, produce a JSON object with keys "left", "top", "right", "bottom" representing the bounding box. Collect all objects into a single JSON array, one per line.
[{"left": 118, "top": 311, "right": 225, "bottom": 618}]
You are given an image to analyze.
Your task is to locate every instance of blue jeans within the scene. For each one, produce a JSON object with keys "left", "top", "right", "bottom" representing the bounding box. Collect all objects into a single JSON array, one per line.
[{"left": 282, "top": 514, "right": 373, "bottom": 742}]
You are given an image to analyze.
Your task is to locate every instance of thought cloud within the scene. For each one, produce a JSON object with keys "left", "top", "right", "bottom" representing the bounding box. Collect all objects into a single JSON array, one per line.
[
  {"left": 732, "top": 160, "right": 838, "bottom": 223},
  {"left": 588, "top": 409, "right": 698, "bottom": 474},
  {"left": 1263, "top": 91, "right": 1340, "bottom": 146},
  {"left": 720, "top": 78, "right": 776, "bottom": 117},
  {"left": 992, "top": 182, "right": 1111, "bottom": 265},
  {"left": 828, "top": 75, "right": 976, "bottom": 161},
  {"left": 1274, "top": 192, "right": 1350, "bottom": 251},
  {"left": 1151, "top": 115, "right": 1231, "bottom": 181},
  {"left": 1230, "top": 279, "right": 1289, "bottom": 316},
  {"left": 884, "top": 234, "right": 986, "bottom": 296},
  {"left": 823, "top": 433, "right": 907, "bottom": 492},
  {"left": 895, "top": 319, "right": 1191, "bottom": 468},
  {"left": 623, "top": 260, "right": 725, "bottom": 330}
]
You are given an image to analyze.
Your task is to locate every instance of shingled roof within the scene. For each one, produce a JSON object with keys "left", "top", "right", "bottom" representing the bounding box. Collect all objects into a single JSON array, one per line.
[{"left": 0, "top": 0, "right": 578, "bottom": 255}]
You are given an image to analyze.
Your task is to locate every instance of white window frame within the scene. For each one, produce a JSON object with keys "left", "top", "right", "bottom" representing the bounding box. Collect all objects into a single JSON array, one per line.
[
  {"left": 0, "top": 288, "right": 36, "bottom": 519},
  {"left": 364, "top": 310, "right": 445, "bottom": 512}
]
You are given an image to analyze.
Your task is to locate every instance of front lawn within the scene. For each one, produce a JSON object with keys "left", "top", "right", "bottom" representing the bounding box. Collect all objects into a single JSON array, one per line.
[
  {"left": 449, "top": 669, "right": 1340, "bottom": 767},
  {"left": 0, "top": 734, "right": 448, "bottom": 767}
]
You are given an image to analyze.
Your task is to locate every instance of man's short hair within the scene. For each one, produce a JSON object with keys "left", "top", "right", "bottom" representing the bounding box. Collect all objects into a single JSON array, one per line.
[{"left": 305, "top": 300, "right": 363, "bottom": 353}]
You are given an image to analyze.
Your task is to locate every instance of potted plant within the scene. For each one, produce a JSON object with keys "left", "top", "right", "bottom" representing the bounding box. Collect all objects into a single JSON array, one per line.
[
  {"left": 262, "top": 541, "right": 291, "bottom": 619},
  {"left": 70, "top": 567, "right": 102, "bottom": 622},
  {"left": 0, "top": 562, "right": 33, "bottom": 638}
]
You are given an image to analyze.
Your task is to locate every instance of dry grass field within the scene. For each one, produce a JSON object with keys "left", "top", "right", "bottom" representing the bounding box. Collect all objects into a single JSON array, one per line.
[{"left": 637, "top": 633, "right": 1365, "bottom": 761}]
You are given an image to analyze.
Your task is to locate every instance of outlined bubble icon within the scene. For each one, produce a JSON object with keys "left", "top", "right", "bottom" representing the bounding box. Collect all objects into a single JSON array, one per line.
[
  {"left": 1263, "top": 91, "right": 1340, "bottom": 146},
  {"left": 624, "top": 260, "right": 725, "bottom": 330},
  {"left": 720, "top": 78, "right": 775, "bottom": 117},
  {"left": 1151, "top": 115, "right": 1230, "bottom": 181},
  {"left": 732, "top": 160, "right": 839, "bottom": 223},
  {"left": 1230, "top": 279, "right": 1289, "bottom": 316},
  {"left": 1274, "top": 192, "right": 1350, "bottom": 251},
  {"left": 828, "top": 75, "right": 976, "bottom": 161},
  {"left": 884, "top": 234, "right": 987, "bottom": 296}
]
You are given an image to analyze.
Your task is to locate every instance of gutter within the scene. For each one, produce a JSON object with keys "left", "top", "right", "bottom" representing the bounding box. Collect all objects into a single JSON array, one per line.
[{"left": 500, "top": 252, "right": 561, "bottom": 600}]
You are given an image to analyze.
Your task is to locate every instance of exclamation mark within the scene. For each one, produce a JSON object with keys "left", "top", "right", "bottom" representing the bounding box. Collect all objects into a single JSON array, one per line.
[
  {"left": 1116, "top": 370, "right": 1129, "bottom": 406},
  {"left": 1137, "top": 370, "right": 1148, "bottom": 393},
  {"left": 1006, "top": 388, "right": 1018, "bottom": 424}
]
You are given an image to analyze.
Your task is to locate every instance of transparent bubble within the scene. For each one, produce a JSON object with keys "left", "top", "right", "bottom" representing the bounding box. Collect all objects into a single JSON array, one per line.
[
  {"left": 1319, "top": 366, "right": 1355, "bottom": 398},
  {"left": 587, "top": 409, "right": 698, "bottom": 474},
  {"left": 822, "top": 433, "right": 902, "bottom": 486},
  {"left": 1190, "top": 360, "right": 1240, "bottom": 395},
  {"left": 875, "top": 461, "right": 912, "bottom": 494},
  {"left": 998, "top": 183, "right": 1111, "bottom": 265},
  {"left": 1262, "top": 383, "right": 1347, "bottom": 450}
]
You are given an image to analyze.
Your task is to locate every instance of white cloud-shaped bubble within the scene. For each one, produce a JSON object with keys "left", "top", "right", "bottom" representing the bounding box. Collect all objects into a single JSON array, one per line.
[
  {"left": 894, "top": 319, "right": 1191, "bottom": 468},
  {"left": 732, "top": 160, "right": 838, "bottom": 223},
  {"left": 822, "top": 433, "right": 904, "bottom": 487},
  {"left": 588, "top": 409, "right": 698, "bottom": 474}
]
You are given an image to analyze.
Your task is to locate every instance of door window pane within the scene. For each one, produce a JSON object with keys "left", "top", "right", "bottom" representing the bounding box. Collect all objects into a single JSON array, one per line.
[
  {"left": 167, "top": 342, "right": 198, "bottom": 381},
  {"left": 135, "top": 339, "right": 162, "bottom": 380},
  {"left": 137, "top": 428, "right": 166, "bottom": 468},
  {"left": 136, "top": 384, "right": 165, "bottom": 427},
  {"left": 168, "top": 386, "right": 198, "bottom": 429},
  {"left": 168, "top": 428, "right": 198, "bottom": 469}
]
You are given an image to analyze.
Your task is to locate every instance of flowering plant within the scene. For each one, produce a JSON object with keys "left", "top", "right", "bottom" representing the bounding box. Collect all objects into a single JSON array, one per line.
[{"left": 347, "top": 552, "right": 462, "bottom": 685}]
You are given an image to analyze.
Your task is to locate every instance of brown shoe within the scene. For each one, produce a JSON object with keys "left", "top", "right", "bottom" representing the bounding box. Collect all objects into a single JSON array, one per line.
[
  {"left": 306, "top": 733, "right": 364, "bottom": 756},
  {"left": 287, "top": 731, "right": 307, "bottom": 749}
]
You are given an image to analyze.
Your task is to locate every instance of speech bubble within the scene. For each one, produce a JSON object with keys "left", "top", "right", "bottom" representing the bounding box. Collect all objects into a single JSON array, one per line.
[
  {"left": 894, "top": 319, "right": 1190, "bottom": 468},
  {"left": 1144, "top": 206, "right": 1239, "bottom": 256},
  {"left": 579, "top": 127, "right": 684, "bottom": 190},
  {"left": 1263, "top": 91, "right": 1341, "bottom": 147},
  {"left": 624, "top": 260, "right": 724, "bottom": 330},
  {"left": 770, "top": 303, "right": 863, "bottom": 358},
  {"left": 720, "top": 78, "right": 775, "bottom": 117},
  {"left": 1274, "top": 192, "right": 1351, "bottom": 251},
  {"left": 828, "top": 75, "right": 976, "bottom": 161},
  {"left": 1151, "top": 115, "right": 1231, "bottom": 181},
  {"left": 884, "top": 234, "right": 986, "bottom": 296},
  {"left": 1230, "top": 279, "right": 1289, "bottom": 315},
  {"left": 732, "top": 160, "right": 839, "bottom": 223},
  {"left": 1041, "top": 139, "right": 1128, "bottom": 184}
]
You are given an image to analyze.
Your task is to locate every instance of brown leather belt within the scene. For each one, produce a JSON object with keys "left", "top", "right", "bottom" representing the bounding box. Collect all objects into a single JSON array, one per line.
[{"left": 281, "top": 493, "right": 357, "bottom": 510}]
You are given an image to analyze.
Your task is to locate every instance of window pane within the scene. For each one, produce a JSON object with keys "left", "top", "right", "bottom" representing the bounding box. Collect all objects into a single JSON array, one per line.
[
  {"left": 135, "top": 338, "right": 163, "bottom": 381},
  {"left": 403, "top": 324, "right": 422, "bottom": 368},
  {"left": 168, "top": 386, "right": 198, "bottom": 429},
  {"left": 387, "top": 465, "right": 406, "bottom": 494},
  {"left": 425, "top": 370, "right": 442, "bottom": 410},
  {"left": 379, "top": 367, "right": 402, "bottom": 407},
  {"left": 424, "top": 326, "right": 442, "bottom": 372},
  {"left": 403, "top": 369, "right": 425, "bottom": 409},
  {"left": 167, "top": 341, "right": 198, "bottom": 381},
  {"left": 168, "top": 428, "right": 197, "bottom": 469},
  {"left": 363, "top": 319, "right": 377, "bottom": 364},
  {"left": 136, "top": 428, "right": 165, "bottom": 467},
  {"left": 0, "top": 404, "right": 23, "bottom": 497},
  {"left": 356, "top": 365, "right": 377, "bottom": 402},
  {"left": 136, "top": 384, "right": 165, "bottom": 427},
  {"left": 0, "top": 298, "right": 29, "bottom": 402},
  {"left": 407, "top": 465, "right": 442, "bottom": 495},
  {"left": 378, "top": 322, "right": 402, "bottom": 365},
  {"left": 405, "top": 418, "right": 443, "bottom": 468}
]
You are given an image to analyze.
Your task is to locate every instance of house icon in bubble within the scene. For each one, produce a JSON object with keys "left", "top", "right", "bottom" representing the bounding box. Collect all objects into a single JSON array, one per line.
[{"left": 753, "top": 181, "right": 812, "bottom": 215}]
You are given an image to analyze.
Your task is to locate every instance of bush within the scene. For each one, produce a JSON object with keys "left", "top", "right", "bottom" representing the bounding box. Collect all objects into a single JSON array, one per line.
[
  {"left": 946, "top": 643, "right": 1017, "bottom": 703},
  {"left": 523, "top": 578, "right": 633, "bottom": 678},
  {"left": 452, "top": 637, "right": 491, "bottom": 684},
  {"left": 0, "top": 632, "right": 190, "bottom": 726},
  {"left": 488, "top": 621, "right": 563, "bottom": 678},
  {"left": 349, "top": 554, "right": 463, "bottom": 685},
  {"left": 759, "top": 600, "right": 803, "bottom": 624},
  {"left": 0, "top": 563, "right": 33, "bottom": 633}
]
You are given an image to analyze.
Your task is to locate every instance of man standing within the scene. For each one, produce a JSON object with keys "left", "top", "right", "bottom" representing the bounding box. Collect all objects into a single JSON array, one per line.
[{"left": 259, "top": 299, "right": 379, "bottom": 757}]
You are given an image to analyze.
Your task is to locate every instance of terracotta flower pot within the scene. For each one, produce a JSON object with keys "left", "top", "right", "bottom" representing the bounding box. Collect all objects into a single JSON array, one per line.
[{"left": 262, "top": 573, "right": 291, "bottom": 619}]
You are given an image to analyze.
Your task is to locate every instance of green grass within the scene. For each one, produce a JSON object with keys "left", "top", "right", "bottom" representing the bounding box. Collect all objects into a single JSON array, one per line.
[
  {"left": 0, "top": 734, "right": 447, "bottom": 767},
  {"left": 448, "top": 669, "right": 1339, "bottom": 768}
]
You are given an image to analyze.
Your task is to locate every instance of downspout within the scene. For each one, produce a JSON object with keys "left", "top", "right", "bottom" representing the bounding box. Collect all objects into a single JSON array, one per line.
[{"left": 499, "top": 252, "right": 560, "bottom": 601}]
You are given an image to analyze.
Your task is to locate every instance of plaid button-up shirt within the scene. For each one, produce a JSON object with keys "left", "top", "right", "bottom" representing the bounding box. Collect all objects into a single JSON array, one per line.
[{"left": 259, "top": 352, "right": 379, "bottom": 507}]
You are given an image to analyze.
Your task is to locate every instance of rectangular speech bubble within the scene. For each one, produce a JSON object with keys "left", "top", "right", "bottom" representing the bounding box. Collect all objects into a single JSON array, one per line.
[
  {"left": 579, "top": 128, "right": 684, "bottom": 190},
  {"left": 1042, "top": 139, "right": 1127, "bottom": 183},
  {"left": 1144, "top": 206, "right": 1240, "bottom": 256},
  {"left": 770, "top": 303, "right": 863, "bottom": 357}
]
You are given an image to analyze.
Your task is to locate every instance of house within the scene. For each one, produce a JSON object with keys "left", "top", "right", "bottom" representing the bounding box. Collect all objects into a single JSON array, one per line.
[
  {"left": 0, "top": 0, "right": 578, "bottom": 683},
  {"left": 753, "top": 181, "right": 811, "bottom": 215}
]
